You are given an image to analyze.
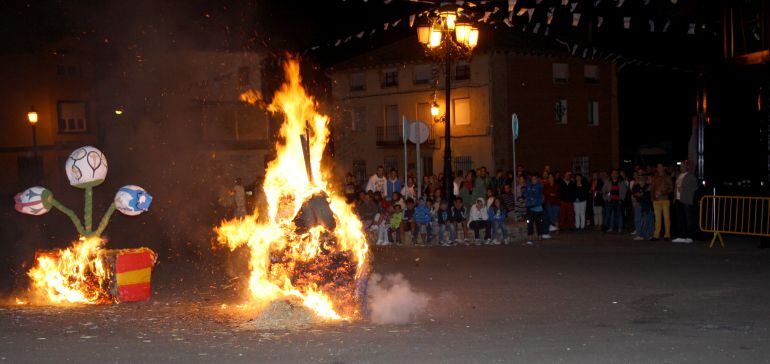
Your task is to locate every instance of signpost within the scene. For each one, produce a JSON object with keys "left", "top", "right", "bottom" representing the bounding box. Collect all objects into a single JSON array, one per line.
[
  {"left": 409, "top": 121, "right": 429, "bottom": 199},
  {"left": 511, "top": 113, "right": 519, "bottom": 220}
]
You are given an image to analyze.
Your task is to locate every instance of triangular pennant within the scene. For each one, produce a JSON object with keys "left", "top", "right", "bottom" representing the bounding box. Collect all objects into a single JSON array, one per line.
[
  {"left": 508, "top": 0, "right": 517, "bottom": 12},
  {"left": 597, "top": 16, "right": 604, "bottom": 27},
  {"left": 517, "top": 7, "right": 528, "bottom": 16},
  {"left": 593, "top": 0, "right": 601, "bottom": 6},
  {"left": 624, "top": 16, "right": 631, "bottom": 29},
  {"left": 617, "top": 0, "right": 625, "bottom": 7},
  {"left": 409, "top": 14, "right": 416, "bottom": 27},
  {"left": 649, "top": 19, "right": 655, "bottom": 32},
  {"left": 527, "top": 8, "right": 534, "bottom": 21},
  {"left": 570, "top": 3, "right": 578, "bottom": 12},
  {"left": 547, "top": 7, "right": 555, "bottom": 24},
  {"left": 688, "top": 23, "right": 695, "bottom": 34},
  {"left": 384, "top": 22, "right": 389, "bottom": 30},
  {"left": 582, "top": 48, "right": 588, "bottom": 58},
  {"left": 334, "top": 39, "right": 341, "bottom": 47},
  {"left": 533, "top": 22, "right": 541, "bottom": 33},
  {"left": 356, "top": 31, "right": 364, "bottom": 38},
  {"left": 482, "top": 11, "right": 492, "bottom": 22},
  {"left": 392, "top": 19, "right": 401, "bottom": 27},
  {"left": 572, "top": 13, "right": 581, "bottom": 26},
  {"left": 561, "top": 0, "right": 568, "bottom": 5},
  {"left": 662, "top": 20, "right": 670, "bottom": 32},
  {"left": 572, "top": 44, "right": 579, "bottom": 55},
  {"left": 504, "top": 17, "right": 513, "bottom": 27},
  {"left": 344, "top": 36, "right": 351, "bottom": 43}
]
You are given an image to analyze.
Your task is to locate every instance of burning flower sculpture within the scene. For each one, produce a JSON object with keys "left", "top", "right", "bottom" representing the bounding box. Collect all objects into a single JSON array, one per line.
[
  {"left": 216, "top": 58, "right": 369, "bottom": 321},
  {"left": 14, "top": 146, "right": 156, "bottom": 305}
]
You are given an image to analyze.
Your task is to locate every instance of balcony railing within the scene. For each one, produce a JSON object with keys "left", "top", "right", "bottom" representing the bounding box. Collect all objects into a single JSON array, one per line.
[{"left": 376, "top": 124, "right": 436, "bottom": 147}]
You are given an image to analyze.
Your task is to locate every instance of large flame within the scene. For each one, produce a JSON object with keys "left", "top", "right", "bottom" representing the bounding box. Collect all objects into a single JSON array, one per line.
[
  {"left": 216, "top": 58, "right": 369, "bottom": 320},
  {"left": 27, "top": 236, "right": 113, "bottom": 304}
]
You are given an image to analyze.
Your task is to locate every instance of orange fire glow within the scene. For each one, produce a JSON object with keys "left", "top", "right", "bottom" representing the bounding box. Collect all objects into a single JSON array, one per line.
[
  {"left": 26, "top": 237, "right": 113, "bottom": 305},
  {"left": 217, "top": 58, "right": 369, "bottom": 320}
]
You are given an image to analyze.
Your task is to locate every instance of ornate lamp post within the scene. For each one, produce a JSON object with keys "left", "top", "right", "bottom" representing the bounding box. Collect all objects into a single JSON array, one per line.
[
  {"left": 27, "top": 107, "right": 39, "bottom": 182},
  {"left": 417, "top": 9, "right": 478, "bottom": 200}
]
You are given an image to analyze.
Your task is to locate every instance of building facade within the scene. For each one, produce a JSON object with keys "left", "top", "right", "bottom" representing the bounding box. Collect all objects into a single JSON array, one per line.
[{"left": 330, "top": 39, "right": 619, "bottom": 184}]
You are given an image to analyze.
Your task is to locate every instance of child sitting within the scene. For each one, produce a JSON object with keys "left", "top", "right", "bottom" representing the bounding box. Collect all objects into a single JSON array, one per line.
[
  {"left": 436, "top": 200, "right": 455, "bottom": 246},
  {"left": 388, "top": 204, "right": 404, "bottom": 245},
  {"left": 413, "top": 197, "right": 433, "bottom": 246},
  {"left": 450, "top": 197, "right": 469, "bottom": 244},
  {"left": 489, "top": 198, "right": 508, "bottom": 244}
]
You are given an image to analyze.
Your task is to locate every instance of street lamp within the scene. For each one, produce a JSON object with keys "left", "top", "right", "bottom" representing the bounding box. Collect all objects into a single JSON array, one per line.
[
  {"left": 27, "top": 107, "right": 39, "bottom": 182},
  {"left": 417, "top": 8, "right": 478, "bottom": 200}
]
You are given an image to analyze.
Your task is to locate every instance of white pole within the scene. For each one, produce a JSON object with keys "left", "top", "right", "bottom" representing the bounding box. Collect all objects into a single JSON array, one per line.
[
  {"left": 416, "top": 123, "right": 422, "bottom": 200},
  {"left": 403, "top": 116, "right": 408, "bottom": 190},
  {"left": 512, "top": 114, "right": 517, "bottom": 220}
]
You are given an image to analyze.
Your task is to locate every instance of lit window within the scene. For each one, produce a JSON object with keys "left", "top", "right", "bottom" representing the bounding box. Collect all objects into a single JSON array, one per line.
[
  {"left": 588, "top": 101, "right": 599, "bottom": 126},
  {"left": 453, "top": 98, "right": 470, "bottom": 125},
  {"left": 350, "top": 72, "right": 366, "bottom": 91},
  {"left": 584, "top": 65, "right": 599, "bottom": 84},
  {"left": 552, "top": 63, "right": 569, "bottom": 84}
]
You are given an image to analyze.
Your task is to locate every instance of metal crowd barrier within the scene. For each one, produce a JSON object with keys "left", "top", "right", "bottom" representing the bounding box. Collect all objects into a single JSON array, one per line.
[{"left": 699, "top": 195, "right": 770, "bottom": 248}]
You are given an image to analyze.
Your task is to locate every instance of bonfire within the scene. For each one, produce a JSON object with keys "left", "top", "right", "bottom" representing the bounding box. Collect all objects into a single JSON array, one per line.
[{"left": 216, "top": 58, "right": 370, "bottom": 322}]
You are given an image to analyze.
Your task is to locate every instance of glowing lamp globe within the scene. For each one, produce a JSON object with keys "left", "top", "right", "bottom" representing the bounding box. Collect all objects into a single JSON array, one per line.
[
  {"left": 14, "top": 186, "right": 54, "bottom": 215},
  {"left": 115, "top": 185, "right": 153, "bottom": 216},
  {"left": 65, "top": 146, "right": 108, "bottom": 188}
]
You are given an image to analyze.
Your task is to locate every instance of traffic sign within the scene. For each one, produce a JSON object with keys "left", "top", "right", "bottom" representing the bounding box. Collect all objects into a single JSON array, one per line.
[{"left": 408, "top": 121, "right": 429, "bottom": 144}]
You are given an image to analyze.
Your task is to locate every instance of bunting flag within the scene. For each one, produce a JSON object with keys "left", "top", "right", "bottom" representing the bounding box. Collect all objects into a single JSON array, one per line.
[
  {"left": 570, "top": 3, "right": 578, "bottom": 12},
  {"left": 547, "top": 7, "right": 555, "bottom": 24},
  {"left": 597, "top": 16, "right": 604, "bottom": 27},
  {"left": 527, "top": 8, "right": 534, "bottom": 21},
  {"left": 561, "top": 0, "right": 568, "bottom": 5},
  {"left": 649, "top": 19, "right": 655, "bottom": 32},
  {"left": 392, "top": 18, "right": 401, "bottom": 27},
  {"left": 617, "top": 0, "right": 625, "bottom": 7},
  {"left": 533, "top": 22, "right": 541, "bottom": 33},
  {"left": 481, "top": 11, "right": 492, "bottom": 22},
  {"left": 663, "top": 20, "right": 671, "bottom": 32},
  {"left": 409, "top": 14, "right": 415, "bottom": 27},
  {"left": 383, "top": 22, "right": 389, "bottom": 30},
  {"left": 517, "top": 7, "right": 528, "bottom": 16},
  {"left": 508, "top": 0, "right": 516, "bottom": 12},
  {"left": 504, "top": 17, "right": 513, "bottom": 27},
  {"left": 688, "top": 23, "right": 696, "bottom": 34},
  {"left": 572, "top": 13, "right": 581, "bottom": 26},
  {"left": 624, "top": 16, "right": 631, "bottom": 29},
  {"left": 356, "top": 31, "right": 364, "bottom": 38}
]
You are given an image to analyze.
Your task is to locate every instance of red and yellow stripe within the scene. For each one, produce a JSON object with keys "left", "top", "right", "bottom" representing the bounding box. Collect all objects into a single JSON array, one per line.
[{"left": 115, "top": 248, "right": 156, "bottom": 302}]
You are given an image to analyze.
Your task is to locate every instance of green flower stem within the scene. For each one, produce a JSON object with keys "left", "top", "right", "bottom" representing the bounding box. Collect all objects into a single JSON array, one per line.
[
  {"left": 84, "top": 185, "right": 93, "bottom": 232},
  {"left": 51, "top": 199, "right": 86, "bottom": 236},
  {"left": 93, "top": 203, "right": 116, "bottom": 238}
]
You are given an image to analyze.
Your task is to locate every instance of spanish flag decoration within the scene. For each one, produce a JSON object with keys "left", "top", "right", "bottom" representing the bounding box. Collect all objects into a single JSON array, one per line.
[{"left": 113, "top": 248, "right": 157, "bottom": 302}]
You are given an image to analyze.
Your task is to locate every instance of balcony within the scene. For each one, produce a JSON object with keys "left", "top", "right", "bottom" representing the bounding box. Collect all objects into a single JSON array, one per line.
[{"left": 376, "top": 124, "right": 436, "bottom": 148}]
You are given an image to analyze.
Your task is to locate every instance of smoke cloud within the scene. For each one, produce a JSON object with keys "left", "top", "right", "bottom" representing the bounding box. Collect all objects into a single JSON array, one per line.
[{"left": 367, "top": 273, "right": 429, "bottom": 325}]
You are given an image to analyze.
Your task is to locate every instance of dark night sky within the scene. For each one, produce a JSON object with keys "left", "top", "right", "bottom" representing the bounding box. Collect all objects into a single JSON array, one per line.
[{"left": 0, "top": 0, "right": 733, "bottom": 164}]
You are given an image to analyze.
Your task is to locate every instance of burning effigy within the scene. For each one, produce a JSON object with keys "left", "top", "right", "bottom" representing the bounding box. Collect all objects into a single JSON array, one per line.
[
  {"left": 14, "top": 146, "right": 157, "bottom": 305},
  {"left": 216, "top": 58, "right": 370, "bottom": 325}
]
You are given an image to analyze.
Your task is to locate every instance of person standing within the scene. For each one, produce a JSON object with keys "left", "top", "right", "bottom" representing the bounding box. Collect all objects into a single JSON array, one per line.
[
  {"left": 489, "top": 198, "right": 508, "bottom": 244},
  {"left": 366, "top": 165, "right": 387, "bottom": 198},
  {"left": 672, "top": 161, "right": 699, "bottom": 243},
  {"left": 590, "top": 173, "right": 604, "bottom": 229},
  {"left": 543, "top": 174, "right": 561, "bottom": 232},
  {"left": 559, "top": 172, "right": 575, "bottom": 230},
  {"left": 500, "top": 183, "right": 517, "bottom": 221},
  {"left": 602, "top": 170, "right": 627, "bottom": 232},
  {"left": 524, "top": 174, "right": 550, "bottom": 246},
  {"left": 385, "top": 169, "right": 403, "bottom": 201},
  {"left": 233, "top": 178, "right": 247, "bottom": 218},
  {"left": 573, "top": 174, "right": 589, "bottom": 230},
  {"left": 632, "top": 175, "right": 654, "bottom": 240},
  {"left": 651, "top": 164, "right": 673, "bottom": 241}
]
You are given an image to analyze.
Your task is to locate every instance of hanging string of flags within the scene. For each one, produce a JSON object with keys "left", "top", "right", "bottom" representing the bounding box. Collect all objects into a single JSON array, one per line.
[{"left": 308, "top": 0, "right": 710, "bottom": 72}]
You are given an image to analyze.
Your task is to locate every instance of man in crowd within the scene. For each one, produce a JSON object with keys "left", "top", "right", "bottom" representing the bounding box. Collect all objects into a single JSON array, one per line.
[
  {"left": 602, "top": 169, "right": 626, "bottom": 232},
  {"left": 385, "top": 169, "right": 403, "bottom": 201},
  {"left": 672, "top": 161, "right": 698, "bottom": 243},
  {"left": 365, "top": 165, "right": 387, "bottom": 198},
  {"left": 651, "top": 163, "right": 673, "bottom": 241},
  {"left": 559, "top": 171, "right": 575, "bottom": 230}
]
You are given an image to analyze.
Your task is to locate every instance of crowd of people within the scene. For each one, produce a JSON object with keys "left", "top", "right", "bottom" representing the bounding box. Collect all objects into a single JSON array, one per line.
[{"left": 344, "top": 161, "right": 700, "bottom": 247}]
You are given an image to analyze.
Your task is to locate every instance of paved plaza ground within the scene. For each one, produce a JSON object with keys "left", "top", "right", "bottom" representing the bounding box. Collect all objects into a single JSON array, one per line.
[{"left": 1, "top": 232, "right": 769, "bottom": 363}]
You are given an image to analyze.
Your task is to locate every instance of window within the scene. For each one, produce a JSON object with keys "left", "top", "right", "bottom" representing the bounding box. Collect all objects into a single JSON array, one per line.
[
  {"left": 414, "top": 64, "right": 432, "bottom": 84},
  {"left": 353, "top": 160, "right": 367, "bottom": 186},
  {"left": 416, "top": 102, "right": 432, "bottom": 123},
  {"left": 584, "top": 65, "right": 599, "bottom": 84},
  {"left": 351, "top": 107, "right": 366, "bottom": 131},
  {"left": 573, "top": 156, "right": 590, "bottom": 176},
  {"left": 385, "top": 104, "right": 399, "bottom": 127},
  {"left": 552, "top": 63, "right": 569, "bottom": 84},
  {"left": 422, "top": 157, "right": 433, "bottom": 176},
  {"left": 384, "top": 157, "right": 398, "bottom": 173},
  {"left": 588, "top": 101, "right": 600, "bottom": 126},
  {"left": 383, "top": 68, "right": 399, "bottom": 87},
  {"left": 57, "top": 101, "right": 89, "bottom": 133},
  {"left": 455, "top": 62, "right": 470, "bottom": 80},
  {"left": 453, "top": 98, "right": 470, "bottom": 125},
  {"left": 238, "top": 66, "right": 250, "bottom": 86},
  {"left": 202, "top": 106, "right": 268, "bottom": 141},
  {"left": 554, "top": 99, "right": 568, "bottom": 124},
  {"left": 454, "top": 156, "right": 473, "bottom": 173},
  {"left": 350, "top": 72, "right": 366, "bottom": 91}
]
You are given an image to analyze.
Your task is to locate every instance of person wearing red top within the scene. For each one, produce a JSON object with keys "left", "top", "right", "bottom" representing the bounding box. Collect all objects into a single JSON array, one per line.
[{"left": 542, "top": 174, "right": 561, "bottom": 232}]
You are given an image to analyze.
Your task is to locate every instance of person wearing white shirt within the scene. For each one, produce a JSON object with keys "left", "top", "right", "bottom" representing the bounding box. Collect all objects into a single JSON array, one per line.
[{"left": 365, "top": 165, "right": 387, "bottom": 198}]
